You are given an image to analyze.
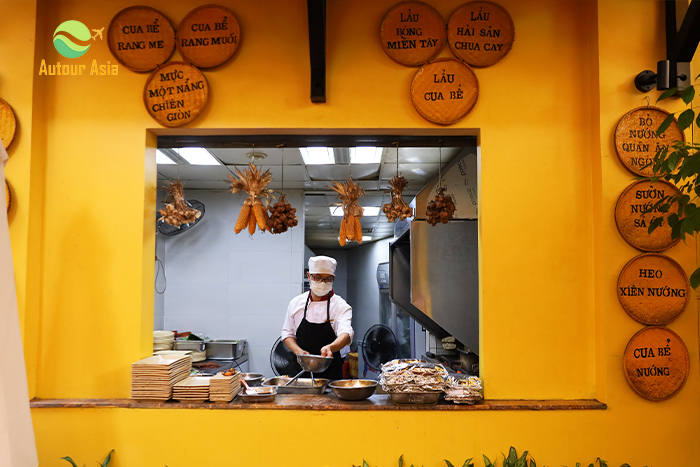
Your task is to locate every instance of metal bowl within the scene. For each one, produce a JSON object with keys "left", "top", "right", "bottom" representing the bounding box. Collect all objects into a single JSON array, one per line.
[
  {"left": 328, "top": 379, "right": 378, "bottom": 401},
  {"left": 297, "top": 354, "right": 333, "bottom": 373},
  {"left": 238, "top": 385, "right": 277, "bottom": 403},
  {"left": 239, "top": 373, "right": 264, "bottom": 386}
]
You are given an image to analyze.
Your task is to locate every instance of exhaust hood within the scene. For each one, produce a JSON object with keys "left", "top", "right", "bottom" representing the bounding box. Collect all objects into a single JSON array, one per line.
[{"left": 389, "top": 149, "right": 479, "bottom": 353}]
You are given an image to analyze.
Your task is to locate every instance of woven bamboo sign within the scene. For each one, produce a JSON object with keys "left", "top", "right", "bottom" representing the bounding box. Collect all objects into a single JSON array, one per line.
[
  {"left": 0, "top": 98, "right": 17, "bottom": 150},
  {"left": 447, "top": 1, "right": 514, "bottom": 67},
  {"left": 143, "top": 62, "right": 208, "bottom": 127},
  {"left": 176, "top": 5, "right": 241, "bottom": 69},
  {"left": 623, "top": 326, "right": 689, "bottom": 401},
  {"left": 618, "top": 253, "right": 689, "bottom": 325},
  {"left": 614, "top": 180, "right": 680, "bottom": 252},
  {"left": 108, "top": 6, "right": 176, "bottom": 72},
  {"left": 614, "top": 107, "right": 684, "bottom": 177},
  {"left": 410, "top": 58, "right": 478, "bottom": 124},
  {"left": 380, "top": 1, "right": 447, "bottom": 66}
]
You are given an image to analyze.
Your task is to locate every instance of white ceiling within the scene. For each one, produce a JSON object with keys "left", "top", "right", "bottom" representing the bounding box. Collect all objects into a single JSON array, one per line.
[{"left": 156, "top": 145, "right": 467, "bottom": 250}]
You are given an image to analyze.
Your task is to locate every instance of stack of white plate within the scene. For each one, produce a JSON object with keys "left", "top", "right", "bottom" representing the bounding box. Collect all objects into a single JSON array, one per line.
[
  {"left": 131, "top": 354, "right": 192, "bottom": 401},
  {"left": 172, "top": 376, "right": 211, "bottom": 402},
  {"left": 153, "top": 331, "right": 175, "bottom": 352},
  {"left": 209, "top": 371, "right": 241, "bottom": 402},
  {"left": 190, "top": 350, "right": 206, "bottom": 363}
]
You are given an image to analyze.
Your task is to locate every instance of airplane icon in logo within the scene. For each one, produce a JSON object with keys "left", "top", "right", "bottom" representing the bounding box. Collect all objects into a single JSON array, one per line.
[{"left": 91, "top": 27, "right": 104, "bottom": 40}]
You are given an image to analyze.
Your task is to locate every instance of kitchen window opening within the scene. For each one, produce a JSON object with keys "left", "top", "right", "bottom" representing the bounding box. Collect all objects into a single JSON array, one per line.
[{"left": 151, "top": 131, "right": 484, "bottom": 409}]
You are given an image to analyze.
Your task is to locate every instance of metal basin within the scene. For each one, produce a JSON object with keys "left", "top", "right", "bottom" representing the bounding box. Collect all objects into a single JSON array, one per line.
[
  {"left": 329, "top": 379, "right": 378, "bottom": 401},
  {"left": 239, "top": 373, "right": 264, "bottom": 386},
  {"left": 297, "top": 354, "right": 333, "bottom": 373}
]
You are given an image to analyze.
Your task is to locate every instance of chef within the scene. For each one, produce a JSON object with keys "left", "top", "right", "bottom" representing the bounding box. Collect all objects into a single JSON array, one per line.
[{"left": 281, "top": 255, "right": 353, "bottom": 380}]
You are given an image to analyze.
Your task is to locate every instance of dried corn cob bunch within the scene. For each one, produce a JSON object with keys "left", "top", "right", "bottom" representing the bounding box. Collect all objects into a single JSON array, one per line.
[
  {"left": 158, "top": 179, "right": 202, "bottom": 227},
  {"left": 426, "top": 187, "right": 456, "bottom": 226},
  {"left": 229, "top": 163, "right": 275, "bottom": 235},
  {"left": 382, "top": 175, "right": 413, "bottom": 222},
  {"left": 328, "top": 178, "right": 365, "bottom": 246},
  {"left": 267, "top": 193, "right": 298, "bottom": 234}
]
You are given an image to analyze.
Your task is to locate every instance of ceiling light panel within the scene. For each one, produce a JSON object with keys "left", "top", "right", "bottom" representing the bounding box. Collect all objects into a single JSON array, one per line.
[
  {"left": 178, "top": 147, "right": 221, "bottom": 165},
  {"left": 350, "top": 147, "right": 382, "bottom": 164},
  {"left": 156, "top": 149, "right": 176, "bottom": 165},
  {"left": 300, "top": 147, "right": 334, "bottom": 165}
]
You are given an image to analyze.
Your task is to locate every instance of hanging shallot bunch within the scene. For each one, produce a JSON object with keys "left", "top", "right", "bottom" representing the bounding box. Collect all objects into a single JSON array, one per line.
[
  {"left": 267, "top": 193, "right": 298, "bottom": 234},
  {"left": 426, "top": 186, "right": 456, "bottom": 226},
  {"left": 229, "top": 163, "right": 275, "bottom": 235},
  {"left": 382, "top": 175, "right": 413, "bottom": 222},
  {"left": 328, "top": 178, "right": 365, "bottom": 246},
  {"left": 158, "top": 179, "right": 202, "bottom": 227}
]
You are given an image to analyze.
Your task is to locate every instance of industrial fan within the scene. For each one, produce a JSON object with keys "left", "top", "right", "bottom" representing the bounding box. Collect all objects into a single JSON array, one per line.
[
  {"left": 157, "top": 199, "right": 205, "bottom": 236},
  {"left": 361, "top": 324, "right": 398, "bottom": 375},
  {"left": 270, "top": 336, "right": 301, "bottom": 376}
]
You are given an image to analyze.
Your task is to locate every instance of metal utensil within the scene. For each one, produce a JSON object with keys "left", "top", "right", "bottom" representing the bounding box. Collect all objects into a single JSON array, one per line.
[
  {"left": 284, "top": 354, "right": 333, "bottom": 387},
  {"left": 241, "top": 378, "right": 257, "bottom": 395}
]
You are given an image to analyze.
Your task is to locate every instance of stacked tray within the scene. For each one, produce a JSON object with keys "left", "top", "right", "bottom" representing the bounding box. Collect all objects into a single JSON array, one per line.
[
  {"left": 153, "top": 330, "right": 175, "bottom": 352},
  {"left": 209, "top": 371, "right": 241, "bottom": 402},
  {"left": 172, "top": 376, "right": 211, "bottom": 402},
  {"left": 131, "top": 355, "right": 191, "bottom": 401},
  {"left": 380, "top": 359, "right": 448, "bottom": 405}
]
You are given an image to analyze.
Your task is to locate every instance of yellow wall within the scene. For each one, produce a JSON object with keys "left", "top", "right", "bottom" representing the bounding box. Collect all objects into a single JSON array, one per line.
[{"left": 1, "top": 0, "right": 698, "bottom": 465}]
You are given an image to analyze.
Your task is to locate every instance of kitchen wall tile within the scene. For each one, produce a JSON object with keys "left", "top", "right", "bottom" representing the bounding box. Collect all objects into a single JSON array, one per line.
[
  {"left": 165, "top": 248, "right": 229, "bottom": 284},
  {"left": 227, "top": 282, "right": 297, "bottom": 317},
  {"left": 165, "top": 281, "right": 229, "bottom": 315},
  {"left": 246, "top": 344, "right": 277, "bottom": 379},
  {"left": 165, "top": 214, "right": 231, "bottom": 252},
  {"left": 227, "top": 220, "right": 293, "bottom": 252},
  {"left": 227, "top": 314, "right": 282, "bottom": 349},
  {"left": 165, "top": 314, "right": 228, "bottom": 340},
  {"left": 228, "top": 251, "right": 292, "bottom": 284}
]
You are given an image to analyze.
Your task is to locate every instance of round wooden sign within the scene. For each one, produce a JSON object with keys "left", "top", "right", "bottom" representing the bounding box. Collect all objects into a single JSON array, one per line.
[
  {"left": 614, "top": 107, "right": 684, "bottom": 177},
  {"left": 143, "top": 62, "right": 209, "bottom": 127},
  {"left": 380, "top": 1, "right": 447, "bottom": 67},
  {"left": 5, "top": 180, "right": 10, "bottom": 213},
  {"left": 623, "top": 326, "right": 689, "bottom": 401},
  {"left": 0, "top": 98, "right": 17, "bottom": 150},
  {"left": 614, "top": 180, "right": 680, "bottom": 252},
  {"left": 410, "top": 58, "right": 478, "bottom": 125},
  {"left": 108, "top": 6, "right": 176, "bottom": 72},
  {"left": 618, "top": 253, "right": 689, "bottom": 325},
  {"left": 447, "top": 1, "right": 514, "bottom": 67},
  {"left": 176, "top": 5, "right": 241, "bottom": 69}
]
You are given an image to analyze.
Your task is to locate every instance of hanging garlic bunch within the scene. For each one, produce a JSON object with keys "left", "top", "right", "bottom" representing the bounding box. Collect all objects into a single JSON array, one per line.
[
  {"left": 426, "top": 186, "right": 456, "bottom": 226},
  {"left": 158, "top": 179, "right": 202, "bottom": 227},
  {"left": 382, "top": 175, "right": 413, "bottom": 222},
  {"left": 267, "top": 193, "right": 298, "bottom": 234}
]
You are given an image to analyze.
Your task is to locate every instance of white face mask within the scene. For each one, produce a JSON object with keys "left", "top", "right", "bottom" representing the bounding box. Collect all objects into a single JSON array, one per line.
[{"left": 310, "top": 280, "right": 333, "bottom": 296}]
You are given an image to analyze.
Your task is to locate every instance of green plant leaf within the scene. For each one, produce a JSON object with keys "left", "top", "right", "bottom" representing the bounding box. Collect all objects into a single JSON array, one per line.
[
  {"left": 529, "top": 459, "right": 536, "bottom": 467},
  {"left": 363, "top": 461, "right": 369, "bottom": 467},
  {"left": 657, "top": 86, "right": 679, "bottom": 102},
  {"left": 101, "top": 450, "right": 114, "bottom": 467},
  {"left": 506, "top": 446, "right": 518, "bottom": 466},
  {"left": 678, "top": 109, "right": 696, "bottom": 131},
  {"left": 681, "top": 85, "right": 696, "bottom": 104},
  {"left": 656, "top": 112, "right": 676, "bottom": 136},
  {"left": 598, "top": 458, "right": 608, "bottom": 467},
  {"left": 589, "top": 463, "right": 595, "bottom": 467},
  {"left": 484, "top": 454, "right": 495, "bottom": 467},
  {"left": 648, "top": 215, "right": 664, "bottom": 234},
  {"left": 60, "top": 457, "right": 79, "bottom": 467},
  {"left": 576, "top": 463, "right": 581, "bottom": 467},
  {"left": 462, "top": 458, "right": 474, "bottom": 467},
  {"left": 689, "top": 267, "right": 700, "bottom": 288},
  {"left": 399, "top": 454, "right": 404, "bottom": 467},
  {"left": 445, "top": 461, "right": 455, "bottom": 467},
  {"left": 620, "top": 464, "right": 631, "bottom": 467}
]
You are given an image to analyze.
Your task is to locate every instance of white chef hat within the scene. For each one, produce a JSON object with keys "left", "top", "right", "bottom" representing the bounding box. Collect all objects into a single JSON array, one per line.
[{"left": 308, "top": 256, "right": 337, "bottom": 275}]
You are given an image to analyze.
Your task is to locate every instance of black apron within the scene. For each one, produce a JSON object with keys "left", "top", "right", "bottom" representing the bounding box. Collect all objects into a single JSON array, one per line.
[{"left": 293, "top": 292, "right": 344, "bottom": 380}]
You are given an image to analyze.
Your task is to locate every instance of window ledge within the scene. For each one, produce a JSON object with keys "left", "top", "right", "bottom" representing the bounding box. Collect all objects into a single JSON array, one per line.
[{"left": 30, "top": 396, "right": 606, "bottom": 411}]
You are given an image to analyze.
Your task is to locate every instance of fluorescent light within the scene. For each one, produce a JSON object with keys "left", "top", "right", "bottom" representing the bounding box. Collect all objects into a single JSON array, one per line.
[
  {"left": 350, "top": 147, "right": 382, "bottom": 164},
  {"left": 300, "top": 147, "right": 334, "bottom": 165},
  {"left": 156, "top": 150, "right": 176, "bottom": 165},
  {"left": 330, "top": 206, "right": 381, "bottom": 216},
  {"left": 178, "top": 147, "right": 220, "bottom": 165}
]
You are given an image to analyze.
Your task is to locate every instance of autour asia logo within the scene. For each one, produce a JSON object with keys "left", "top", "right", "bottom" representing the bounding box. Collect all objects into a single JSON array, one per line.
[{"left": 39, "top": 20, "right": 118, "bottom": 76}]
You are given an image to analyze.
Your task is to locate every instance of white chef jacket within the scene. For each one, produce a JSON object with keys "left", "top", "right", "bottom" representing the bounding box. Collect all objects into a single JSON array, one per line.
[{"left": 281, "top": 291, "right": 354, "bottom": 356}]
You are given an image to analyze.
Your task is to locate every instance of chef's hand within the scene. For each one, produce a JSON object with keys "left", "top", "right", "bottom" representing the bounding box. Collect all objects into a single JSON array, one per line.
[
  {"left": 296, "top": 349, "right": 309, "bottom": 356},
  {"left": 320, "top": 345, "right": 333, "bottom": 357}
]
